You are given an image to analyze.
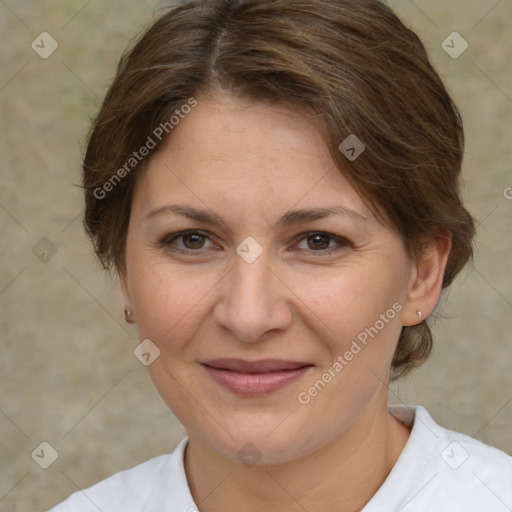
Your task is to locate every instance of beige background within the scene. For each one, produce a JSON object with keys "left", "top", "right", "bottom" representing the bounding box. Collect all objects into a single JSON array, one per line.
[{"left": 0, "top": 1, "right": 511, "bottom": 510}]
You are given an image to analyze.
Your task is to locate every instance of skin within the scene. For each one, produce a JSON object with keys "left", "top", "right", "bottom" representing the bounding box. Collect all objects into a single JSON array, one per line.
[{"left": 120, "top": 93, "right": 451, "bottom": 512}]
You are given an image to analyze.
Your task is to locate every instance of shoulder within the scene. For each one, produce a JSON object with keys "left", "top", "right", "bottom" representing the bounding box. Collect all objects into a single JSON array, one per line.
[
  {"left": 48, "top": 438, "right": 195, "bottom": 512},
  {"left": 376, "top": 405, "right": 512, "bottom": 512},
  {"left": 432, "top": 414, "right": 512, "bottom": 507},
  {"left": 414, "top": 404, "right": 512, "bottom": 473}
]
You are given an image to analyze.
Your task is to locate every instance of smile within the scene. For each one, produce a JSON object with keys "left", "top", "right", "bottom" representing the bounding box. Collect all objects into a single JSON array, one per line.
[{"left": 200, "top": 359, "right": 314, "bottom": 396}]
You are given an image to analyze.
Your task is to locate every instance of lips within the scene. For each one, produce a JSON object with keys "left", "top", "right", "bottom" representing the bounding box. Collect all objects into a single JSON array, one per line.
[
  {"left": 200, "top": 358, "right": 313, "bottom": 395},
  {"left": 201, "top": 358, "right": 311, "bottom": 373}
]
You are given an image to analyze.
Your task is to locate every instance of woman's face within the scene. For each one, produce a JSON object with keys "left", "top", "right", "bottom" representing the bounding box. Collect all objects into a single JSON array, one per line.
[{"left": 121, "top": 94, "right": 418, "bottom": 464}]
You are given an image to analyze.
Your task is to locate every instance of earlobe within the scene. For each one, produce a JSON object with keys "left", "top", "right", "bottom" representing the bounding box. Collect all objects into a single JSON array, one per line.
[
  {"left": 119, "top": 272, "right": 135, "bottom": 324},
  {"left": 124, "top": 308, "right": 135, "bottom": 324},
  {"left": 402, "top": 234, "right": 451, "bottom": 326}
]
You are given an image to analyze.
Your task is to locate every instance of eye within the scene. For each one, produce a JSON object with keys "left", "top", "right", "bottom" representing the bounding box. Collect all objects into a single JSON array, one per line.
[
  {"left": 294, "top": 232, "right": 350, "bottom": 253},
  {"left": 160, "top": 229, "right": 350, "bottom": 256},
  {"left": 161, "top": 230, "right": 217, "bottom": 252}
]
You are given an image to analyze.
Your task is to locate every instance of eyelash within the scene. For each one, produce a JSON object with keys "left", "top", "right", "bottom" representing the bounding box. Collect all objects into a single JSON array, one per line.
[{"left": 160, "top": 229, "right": 351, "bottom": 256}]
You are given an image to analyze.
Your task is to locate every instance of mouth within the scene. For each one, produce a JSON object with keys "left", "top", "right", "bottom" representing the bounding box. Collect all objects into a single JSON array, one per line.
[{"left": 200, "top": 358, "right": 314, "bottom": 396}]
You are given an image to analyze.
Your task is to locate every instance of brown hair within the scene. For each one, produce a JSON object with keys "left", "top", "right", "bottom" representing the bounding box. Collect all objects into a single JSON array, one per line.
[{"left": 83, "top": 0, "right": 475, "bottom": 378}]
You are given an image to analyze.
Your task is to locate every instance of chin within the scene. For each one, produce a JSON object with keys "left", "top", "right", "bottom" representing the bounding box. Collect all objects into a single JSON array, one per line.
[{"left": 187, "top": 407, "right": 329, "bottom": 467}]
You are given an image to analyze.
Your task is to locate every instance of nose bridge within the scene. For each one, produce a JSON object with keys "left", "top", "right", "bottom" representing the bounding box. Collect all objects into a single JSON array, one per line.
[
  {"left": 214, "top": 246, "right": 290, "bottom": 342},
  {"left": 233, "top": 250, "right": 271, "bottom": 300},
  {"left": 229, "top": 234, "right": 273, "bottom": 299}
]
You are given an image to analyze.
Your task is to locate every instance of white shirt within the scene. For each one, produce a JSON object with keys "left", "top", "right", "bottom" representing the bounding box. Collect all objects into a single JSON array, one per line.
[{"left": 48, "top": 405, "right": 512, "bottom": 511}]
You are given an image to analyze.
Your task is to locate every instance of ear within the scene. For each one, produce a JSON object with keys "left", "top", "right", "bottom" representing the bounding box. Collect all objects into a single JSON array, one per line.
[
  {"left": 402, "top": 234, "right": 452, "bottom": 326},
  {"left": 119, "top": 270, "right": 135, "bottom": 324}
]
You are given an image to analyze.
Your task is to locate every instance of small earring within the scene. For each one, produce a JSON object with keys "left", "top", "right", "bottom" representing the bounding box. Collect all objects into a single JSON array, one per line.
[
  {"left": 416, "top": 310, "right": 423, "bottom": 318},
  {"left": 124, "top": 308, "right": 133, "bottom": 323}
]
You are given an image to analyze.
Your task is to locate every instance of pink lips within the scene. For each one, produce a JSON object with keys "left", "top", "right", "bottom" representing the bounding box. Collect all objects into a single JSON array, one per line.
[{"left": 201, "top": 358, "right": 313, "bottom": 396}]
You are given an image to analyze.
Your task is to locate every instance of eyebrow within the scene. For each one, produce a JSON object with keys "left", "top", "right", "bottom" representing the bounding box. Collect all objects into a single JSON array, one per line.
[{"left": 145, "top": 204, "right": 368, "bottom": 228}]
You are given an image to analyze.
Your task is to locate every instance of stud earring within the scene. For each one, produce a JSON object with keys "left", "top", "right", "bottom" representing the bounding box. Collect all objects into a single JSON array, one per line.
[
  {"left": 124, "top": 308, "right": 133, "bottom": 323},
  {"left": 416, "top": 310, "right": 423, "bottom": 318}
]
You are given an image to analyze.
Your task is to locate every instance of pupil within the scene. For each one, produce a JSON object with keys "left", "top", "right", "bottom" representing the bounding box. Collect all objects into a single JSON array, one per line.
[
  {"left": 185, "top": 233, "right": 203, "bottom": 248},
  {"left": 309, "top": 234, "right": 328, "bottom": 250}
]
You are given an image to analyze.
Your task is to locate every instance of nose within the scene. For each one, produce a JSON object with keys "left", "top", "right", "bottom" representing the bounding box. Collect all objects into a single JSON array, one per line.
[{"left": 213, "top": 248, "right": 293, "bottom": 343}]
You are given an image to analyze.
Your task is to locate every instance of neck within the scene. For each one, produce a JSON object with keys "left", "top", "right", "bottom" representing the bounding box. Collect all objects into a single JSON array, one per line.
[{"left": 184, "top": 399, "right": 410, "bottom": 512}]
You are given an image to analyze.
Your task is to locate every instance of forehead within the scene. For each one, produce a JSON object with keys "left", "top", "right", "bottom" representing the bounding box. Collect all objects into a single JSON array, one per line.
[
  {"left": 132, "top": 94, "right": 373, "bottom": 223},
  {"left": 166, "top": 94, "right": 331, "bottom": 173}
]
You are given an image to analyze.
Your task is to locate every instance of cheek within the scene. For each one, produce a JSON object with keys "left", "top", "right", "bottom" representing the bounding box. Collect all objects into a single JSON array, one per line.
[
  {"left": 128, "top": 255, "right": 222, "bottom": 347},
  {"left": 291, "top": 261, "right": 406, "bottom": 352},
  {"left": 291, "top": 266, "right": 405, "bottom": 431}
]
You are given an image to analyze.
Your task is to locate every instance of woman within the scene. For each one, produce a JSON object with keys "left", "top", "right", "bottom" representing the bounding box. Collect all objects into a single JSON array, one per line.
[{"left": 50, "top": 0, "right": 512, "bottom": 510}]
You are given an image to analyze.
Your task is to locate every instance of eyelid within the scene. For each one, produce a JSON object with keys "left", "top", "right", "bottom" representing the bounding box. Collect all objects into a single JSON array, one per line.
[
  {"left": 160, "top": 229, "right": 217, "bottom": 250},
  {"left": 161, "top": 229, "right": 351, "bottom": 254},
  {"left": 291, "top": 231, "right": 352, "bottom": 253}
]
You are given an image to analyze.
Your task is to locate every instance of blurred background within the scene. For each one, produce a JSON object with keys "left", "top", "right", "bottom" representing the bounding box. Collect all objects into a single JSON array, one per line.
[{"left": 0, "top": 0, "right": 511, "bottom": 510}]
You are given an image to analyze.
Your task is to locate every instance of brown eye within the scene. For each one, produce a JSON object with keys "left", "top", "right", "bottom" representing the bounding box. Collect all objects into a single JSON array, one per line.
[
  {"left": 294, "top": 231, "right": 350, "bottom": 254},
  {"left": 161, "top": 230, "right": 215, "bottom": 253},
  {"left": 307, "top": 233, "right": 331, "bottom": 250},
  {"left": 181, "top": 232, "right": 206, "bottom": 249}
]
